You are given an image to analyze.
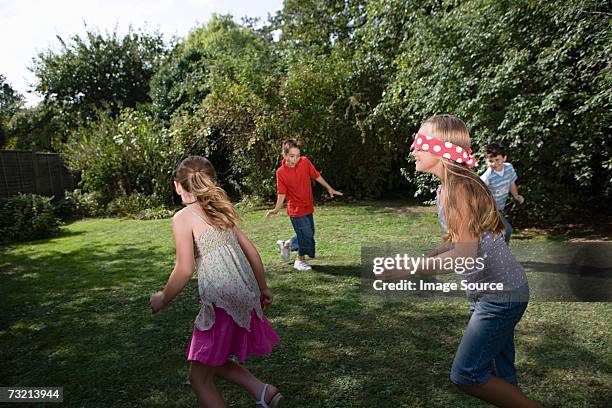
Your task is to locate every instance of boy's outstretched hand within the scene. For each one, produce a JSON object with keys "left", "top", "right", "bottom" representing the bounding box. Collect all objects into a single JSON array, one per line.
[
  {"left": 516, "top": 195, "right": 525, "bottom": 204},
  {"left": 260, "top": 288, "right": 274, "bottom": 310},
  {"left": 327, "top": 189, "right": 343, "bottom": 198},
  {"left": 265, "top": 208, "right": 279, "bottom": 218},
  {"left": 150, "top": 291, "right": 166, "bottom": 313}
]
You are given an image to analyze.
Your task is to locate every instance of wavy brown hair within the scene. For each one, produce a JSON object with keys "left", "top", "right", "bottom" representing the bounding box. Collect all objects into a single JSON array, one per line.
[
  {"left": 173, "top": 156, "right": 241, "bottom": 230},
  {"left": 423, "top": 114, "right": 504, "bottom": 242}
]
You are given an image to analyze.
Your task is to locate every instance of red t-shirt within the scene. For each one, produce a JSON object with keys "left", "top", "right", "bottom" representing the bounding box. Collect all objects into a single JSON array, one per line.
[{"left": 276, "top": 156, "right": 321, "bottom": 217}]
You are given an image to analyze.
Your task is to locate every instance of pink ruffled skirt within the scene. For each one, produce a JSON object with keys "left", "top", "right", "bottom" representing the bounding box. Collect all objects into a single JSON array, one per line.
[{"left": 186, "top": 305, "right": 279, "bottom": 366}]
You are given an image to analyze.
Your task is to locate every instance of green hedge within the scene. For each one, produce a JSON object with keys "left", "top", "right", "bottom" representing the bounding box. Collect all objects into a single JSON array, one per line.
[
  {"left": 0, "top": 194, "right": 60, "bottom": 244},
  {"left": 56, "top": 190, "right": 176, "bottom": 220}
]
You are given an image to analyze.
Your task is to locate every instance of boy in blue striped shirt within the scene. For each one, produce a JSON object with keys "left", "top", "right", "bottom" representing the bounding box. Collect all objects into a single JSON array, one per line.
[{"left": 480, "top": 143, "right": 525, "bottom": 243}]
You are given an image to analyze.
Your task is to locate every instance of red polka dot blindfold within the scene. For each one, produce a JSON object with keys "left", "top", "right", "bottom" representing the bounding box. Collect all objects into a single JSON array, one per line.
[{"left": 410, "top": 133, "right": 477, "bottom": 167}]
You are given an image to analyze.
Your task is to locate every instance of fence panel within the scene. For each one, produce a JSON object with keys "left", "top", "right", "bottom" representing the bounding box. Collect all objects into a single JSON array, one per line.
[{"left": 0, "top": 150, "right": 78, "bottom": 198}]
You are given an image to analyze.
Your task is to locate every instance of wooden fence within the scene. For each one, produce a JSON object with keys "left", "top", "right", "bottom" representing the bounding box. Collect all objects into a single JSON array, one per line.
[{"left": 0, "top": 150, "right": 79, "bottom": 198}]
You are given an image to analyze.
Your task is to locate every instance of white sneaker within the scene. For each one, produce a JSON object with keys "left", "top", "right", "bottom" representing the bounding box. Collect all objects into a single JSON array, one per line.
[
  {"left": 293, "top": 259, "right": 312, "bottom": 271},
  {"left": 277, "top": 240, "right": 291, "bottom": 262}
]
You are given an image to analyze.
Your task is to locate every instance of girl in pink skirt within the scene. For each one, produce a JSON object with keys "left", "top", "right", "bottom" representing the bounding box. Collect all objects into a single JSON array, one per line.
[{"left": 150, "top": 156, "right": 282, "bottom": 407}]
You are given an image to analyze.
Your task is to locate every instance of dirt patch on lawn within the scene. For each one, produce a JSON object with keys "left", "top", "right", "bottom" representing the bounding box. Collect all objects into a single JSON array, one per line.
[
  {"left": 515, "top": 217, "right": 612, "bottom": 242},
  {"left": 390, "top": 206, "right": 436, "bottom": 216}
]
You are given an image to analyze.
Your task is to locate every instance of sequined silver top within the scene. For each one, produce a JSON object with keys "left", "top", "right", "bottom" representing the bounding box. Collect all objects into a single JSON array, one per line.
[{"left": 188, "top": 209, "right": 263, "bottom": 331}]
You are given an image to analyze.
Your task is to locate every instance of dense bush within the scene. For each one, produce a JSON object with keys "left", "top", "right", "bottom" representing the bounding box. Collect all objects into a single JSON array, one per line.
[
  {"left": 55, "top": 189, "right": 108, "bottom": 219},
  {"left": 155, "top": 15, "right": 409, "bottom": 200},
  {"left": 56, "top": 190, "right": 176, "bottom": 220},
  {"left": 0, "top": 194, "right": 60, "bottom": 243},
  {"left": 150, "top": 3, "right": 610, "bottom": 223},
  {"left": 62, "top": 109, "right": 178, "bottom": 207},
  {"left": 150, "top": 15, "right": 285, "bottom": 199},
  {"left": 10, "top": 2, "right": 608, "bottom": 224},
  {"left": 376, "top": 0, "right": 611, "bottom": 223},
  {"left": 105, "top": 193, "right": 176, "bottom": 219}
]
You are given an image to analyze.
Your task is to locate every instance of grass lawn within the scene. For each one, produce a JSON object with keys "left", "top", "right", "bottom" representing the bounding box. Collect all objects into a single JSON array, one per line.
[{"left": 1, "top": 200, "right": 610, "bottom": 407}]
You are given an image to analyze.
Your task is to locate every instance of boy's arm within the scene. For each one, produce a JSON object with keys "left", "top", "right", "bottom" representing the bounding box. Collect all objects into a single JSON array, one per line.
[
  {"left": 510, "top": 182, "right": 525, "bottom": 204},
  {"left": 266, "top": 194, "right": 286, "bottom": 218},
  {"left": 267, "top": 170, "right": 287, "bottom": 218},
  {"left": 234, "top": 227, "right": 273, "bottom": 309},
  {"left": 315, "top": 175, "right": 343, "bottom": 198},
  {"left": 150, "top": 214, "right": 195, "bottom": 312}
]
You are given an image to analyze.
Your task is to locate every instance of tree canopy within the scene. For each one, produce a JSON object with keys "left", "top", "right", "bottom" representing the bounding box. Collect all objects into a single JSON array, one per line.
[{"left": 4, "top": 0, "right": 610, "bottom": 223}]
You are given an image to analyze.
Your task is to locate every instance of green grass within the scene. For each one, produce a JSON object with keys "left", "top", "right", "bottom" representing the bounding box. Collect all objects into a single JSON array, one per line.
[{"left": 1, "top": 200, "right": 610, "bottom": 407}]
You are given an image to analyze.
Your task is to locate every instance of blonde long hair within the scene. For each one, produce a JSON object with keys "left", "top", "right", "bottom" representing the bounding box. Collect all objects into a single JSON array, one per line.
[
  {"left": 173, "top": 156, "right": 241, "bottom": 230},
  {"left": 424, "top": 115, "right": 503, "bottom": 242}
]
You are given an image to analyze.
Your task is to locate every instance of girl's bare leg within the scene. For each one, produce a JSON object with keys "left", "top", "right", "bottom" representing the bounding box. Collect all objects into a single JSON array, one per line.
[
  {"left": 190, "top": 362, "right": 224, "bottom": 408},
  {"left": 215, "top": 360, "right": 278, "bottom": 403},
  {"left": 457, "top": 376, "right": 542, "bottom": 408}
]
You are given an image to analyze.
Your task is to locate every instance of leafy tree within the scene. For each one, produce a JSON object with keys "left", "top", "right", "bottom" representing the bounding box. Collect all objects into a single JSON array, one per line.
[
  {"left": 152, "top": 15, "right": 284, "bottom": 197},
  {"left": 270, "top": 0, "right": 369, "bottom": 54},
  {"left": 150, "top": 14, "right": 278, "bottom": 120},
  {"left": 5, "top": 103, "right": 64, "bottom": 151},
  {"left": 31, "top": 27, "right": 168, "bottom": 126},
  {"left": 375, "top": 0, "right": 611, "bottom": 222},
  {"left": 22, "top": 1, "right": 609, "bottom": 224},
  {"left": 0, "top": 75, "right": 25, "bottom": 148}
]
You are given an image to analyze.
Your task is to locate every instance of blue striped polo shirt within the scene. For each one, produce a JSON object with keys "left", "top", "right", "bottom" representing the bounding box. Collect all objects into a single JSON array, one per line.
[{"left": 480, "top": 163, "right": 517, "bottom": 211}]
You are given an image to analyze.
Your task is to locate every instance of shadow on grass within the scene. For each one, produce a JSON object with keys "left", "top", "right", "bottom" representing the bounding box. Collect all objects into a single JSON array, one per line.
[
  {"left": 0, "top": 228, "right": 87, "bottom": 248},
  {"left": 514, "top": 216, "right": 612, "bottom": 242},
  {"left": 2, "top": 244, "right": 610, "bottom": 407},
  {"left": 312, "top": 264, "right": 361, "bottom": 277},
  {"left": 0, "top": 244, "right": 469, "bottom": 407},
  {"left": 1, "top": 241, "right": 199, "bottom": 406},
  {"left": 255, "top": 278, "right": 474, "bottom": 407}
]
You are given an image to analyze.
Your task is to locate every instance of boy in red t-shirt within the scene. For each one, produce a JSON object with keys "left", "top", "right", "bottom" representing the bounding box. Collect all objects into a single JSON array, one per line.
[{"left": 266, "top": 139, "right": 342, "bottom": 271}]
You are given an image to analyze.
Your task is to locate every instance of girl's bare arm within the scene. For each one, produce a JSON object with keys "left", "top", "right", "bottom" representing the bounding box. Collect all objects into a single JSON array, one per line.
[{"left": 155, "top": 213, "right": 196, "bottom": 308}]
